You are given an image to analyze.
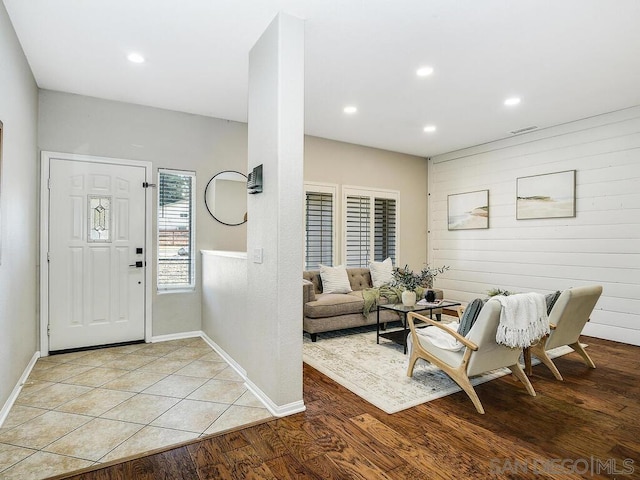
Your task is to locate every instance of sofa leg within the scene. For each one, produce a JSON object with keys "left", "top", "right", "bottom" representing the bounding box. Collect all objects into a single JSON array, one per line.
[
  {"left": 436, "top": 313, "right": 441, "bottom": 321},
  {"left": 310, "top": 333, "right": 317, "bottom": 342}
]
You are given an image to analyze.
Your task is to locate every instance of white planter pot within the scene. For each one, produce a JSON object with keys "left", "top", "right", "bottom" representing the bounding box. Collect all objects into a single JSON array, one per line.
[{"left": 401, "top": 290, "right": 417, "bottom": 306}]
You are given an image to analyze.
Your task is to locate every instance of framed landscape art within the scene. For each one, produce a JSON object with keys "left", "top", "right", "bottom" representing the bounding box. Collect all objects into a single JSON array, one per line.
[
  {"left": 516, "top": 170, "right": 576, "bottom": 220},
  {"left": 447, "top": 189, "right": 489, "bottom": 230}
]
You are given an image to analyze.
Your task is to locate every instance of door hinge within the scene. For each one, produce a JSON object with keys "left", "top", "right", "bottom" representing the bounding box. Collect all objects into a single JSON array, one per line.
[
  {"left": 142, "top": 182, "right": 157, "bottom": 188},
  {"left": 47, "top": 178, "right": 51, "bottom": 189},
  {"left": 47, "top": 252, "right": 50, "bottom": 262},
  {"left": 47, "top": 324, "right": 50, "bottom": 337}
]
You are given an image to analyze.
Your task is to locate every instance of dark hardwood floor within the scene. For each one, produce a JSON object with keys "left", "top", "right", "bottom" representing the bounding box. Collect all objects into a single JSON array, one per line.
[{"left": 55, "top": 337, "right": 640, "bottom": 479}]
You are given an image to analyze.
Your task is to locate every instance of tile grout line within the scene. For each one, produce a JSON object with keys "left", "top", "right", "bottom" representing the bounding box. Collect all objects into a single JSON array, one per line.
[{"left": 0, "top": 338, "right": 269, "bottom": 478}]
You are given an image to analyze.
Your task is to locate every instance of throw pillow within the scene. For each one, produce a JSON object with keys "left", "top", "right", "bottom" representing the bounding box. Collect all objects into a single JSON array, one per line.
[
  {"left": 319, "top": 264, "right": 352, "bottom": 294},
  {"left": 457, "top": 298, "right": 487, "bottom": 337},
  {"left": 369, "top": 257, "right": 394, "bottom": 287},
  {"left": 545, "top": 290, "right": 562, "bottom": 315}
]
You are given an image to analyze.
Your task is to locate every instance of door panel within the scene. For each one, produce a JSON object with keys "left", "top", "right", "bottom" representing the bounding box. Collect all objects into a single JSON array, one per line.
[{"left": 49, "top": 158, "right": 146, "bottom": 351}]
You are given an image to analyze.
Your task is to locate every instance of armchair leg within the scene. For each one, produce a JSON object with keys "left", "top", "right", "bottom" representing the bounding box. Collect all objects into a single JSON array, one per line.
[
  {"left": 569, "top": 342, "right": 596, "bottom": 369},
  {"left": 406, "top": 350, "right": 419, "bottom": 377},
  {"left": 453, "top": 372, "right": 485, "bottom": 414},
  {"left": 508, "top": 364, "right": 536, "bottom": 397},
  {"left": 530, "top": 343, "right": 563, "bottom": 381}
]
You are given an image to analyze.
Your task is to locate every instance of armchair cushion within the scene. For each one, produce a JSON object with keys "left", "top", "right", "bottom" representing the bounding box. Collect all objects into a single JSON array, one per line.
[{"left": 416, "top": 322, "right": 464, "bottom": 351}]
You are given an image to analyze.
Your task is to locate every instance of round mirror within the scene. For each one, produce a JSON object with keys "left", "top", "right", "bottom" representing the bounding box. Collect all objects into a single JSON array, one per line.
[{"left": 204, "top": 171, "right": 248, "bottom": 226}]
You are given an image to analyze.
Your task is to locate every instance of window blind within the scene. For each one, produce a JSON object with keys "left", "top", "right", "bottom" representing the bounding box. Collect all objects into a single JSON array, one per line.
[
  {"left": 345, "top": 195, "right": 371, "bottom": 267},
  {"left": 374, "top": 197, "right": 396, "bottom": 264},
  {"left": 305, "top": 191, "right": 334, "bottom": 270},
  {"left": 158, "top": 170, "right": 195, "bottom": 289}
]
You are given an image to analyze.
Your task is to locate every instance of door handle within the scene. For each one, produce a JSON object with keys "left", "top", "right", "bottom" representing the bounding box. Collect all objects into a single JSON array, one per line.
[{"left": 129, "top": 261, "right": 144, "bottom": 268}]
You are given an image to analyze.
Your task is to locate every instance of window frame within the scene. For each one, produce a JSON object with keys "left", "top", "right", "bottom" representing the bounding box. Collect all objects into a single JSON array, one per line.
[
  {"left": 341, "top": 186, "right": 400, "bottom": 268},
  {"left": 157, "top": 168, "right": 196, "bottom": 292},
  {"left": 303, "top": 182, "right": 337, "bottom": 270}
]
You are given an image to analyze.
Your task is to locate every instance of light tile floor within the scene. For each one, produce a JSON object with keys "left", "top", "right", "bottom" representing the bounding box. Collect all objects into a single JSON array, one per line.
[{"left": 0, "top": 337, "right": 273, "bottom": 480}]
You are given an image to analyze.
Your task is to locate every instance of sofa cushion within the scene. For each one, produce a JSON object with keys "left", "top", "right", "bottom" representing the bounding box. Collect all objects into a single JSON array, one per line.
[
  {"left": 369, "top": 257, "right": 394, "bottom": 287},
  {"left": 319, "top": 264, "right": 353, "bottom": 294},
  {"left": 304, "top": 293, "right": 364, "bottom": 318},
  {"left": 346, "top": 268, "right": 374, "bottom": 291}
]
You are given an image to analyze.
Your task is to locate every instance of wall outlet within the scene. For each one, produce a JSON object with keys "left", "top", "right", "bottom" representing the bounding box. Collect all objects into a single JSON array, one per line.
[{"left": 253, "top": 248, "right": 263, "bottom": 264}]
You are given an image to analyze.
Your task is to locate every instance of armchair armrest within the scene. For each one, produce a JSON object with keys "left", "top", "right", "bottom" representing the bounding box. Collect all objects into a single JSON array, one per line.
[{"left": 408, "top": 311, "right": 478, "bottom": 351}]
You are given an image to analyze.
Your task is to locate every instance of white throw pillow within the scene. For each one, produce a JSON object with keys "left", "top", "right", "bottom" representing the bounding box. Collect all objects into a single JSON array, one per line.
[
  {"left": 369, "top": 257, "right": 394, "bottom": 288},
  {"left": 319, "top": 264, "right": 352, "bottom": 294}
]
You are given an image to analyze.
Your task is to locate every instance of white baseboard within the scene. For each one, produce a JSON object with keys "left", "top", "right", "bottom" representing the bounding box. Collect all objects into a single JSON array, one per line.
[
  {"left": 199, "top": 332, "right": 247, "bottom": 378},
  {"left": 199, "top": 332, "right": 305, "bottom": 417},
  {"left": 0, "top": 351, "right": 40, "bottom": 427},
  {"left": 244, "top": 379, "right": 306, "bottom": 417},
  {"left": 151, "top": 331, "right": 202, "bottom": 343}
]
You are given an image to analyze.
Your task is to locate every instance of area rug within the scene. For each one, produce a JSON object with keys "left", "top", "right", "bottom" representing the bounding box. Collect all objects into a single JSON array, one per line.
[{"left": 303, "top": 324, "right": 572, "bottom": 414}]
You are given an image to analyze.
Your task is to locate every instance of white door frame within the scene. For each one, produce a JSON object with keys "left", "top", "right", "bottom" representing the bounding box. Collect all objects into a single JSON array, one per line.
[{"left": 40, "top": 151, "right": 153, "bottom": 356}]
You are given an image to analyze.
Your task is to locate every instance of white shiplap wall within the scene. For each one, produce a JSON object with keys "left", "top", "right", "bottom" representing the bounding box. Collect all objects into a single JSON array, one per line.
[{"left": 429, "top": 107, "right": 640, "bottom": 346}]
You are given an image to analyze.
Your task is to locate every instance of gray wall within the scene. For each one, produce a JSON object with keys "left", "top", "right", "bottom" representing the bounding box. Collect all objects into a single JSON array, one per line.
[
  {"left": 304, "top": 135, "right": 428, "bottom": 271},
  {"left": 38, "top": 90, "right": 249, "bottom": 337},
  {"left": 430, "top": 107, "right": 640, "bottom": 346},
  {"left": 0, "top": 1, "right": 39, "bottom": 409},
  {"left": 38, "top": 90, "right": 430, "bottom": 342}
]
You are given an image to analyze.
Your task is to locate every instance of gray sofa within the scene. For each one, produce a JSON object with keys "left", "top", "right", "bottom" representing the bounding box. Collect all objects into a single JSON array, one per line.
[{"left": 303, "top": 267, "right": 443, "bottom": 341}]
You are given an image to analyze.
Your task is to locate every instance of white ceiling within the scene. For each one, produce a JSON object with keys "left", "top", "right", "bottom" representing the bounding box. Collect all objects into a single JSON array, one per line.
[{"left": 4, "top": 0, "right": 640, "bottom": 157}]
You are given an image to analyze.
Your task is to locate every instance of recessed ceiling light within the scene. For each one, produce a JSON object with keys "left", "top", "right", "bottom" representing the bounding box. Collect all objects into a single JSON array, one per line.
[
  {"left": 416, "top": 66, "right": 434, "bottom": 77},
  {"left": 504, "top": 97, "right": 521, "bottom": 106},
  {"left": 423, "top": 125, "right": 437, "bottom": 133},
  {"left": 127, "top": 52, "right": 145, "bottom": 64},
  {"left": 343, "top": 106, "right": 357, "bottom": 114}
]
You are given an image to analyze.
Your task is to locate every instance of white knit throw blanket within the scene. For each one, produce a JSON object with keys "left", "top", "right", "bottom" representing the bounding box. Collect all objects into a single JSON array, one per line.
[{"left": 490, "top": 293, "right": 550, "bottom": 348}]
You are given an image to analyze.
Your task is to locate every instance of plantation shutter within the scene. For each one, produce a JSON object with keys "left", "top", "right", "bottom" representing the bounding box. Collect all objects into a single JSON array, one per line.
[
  {"left": 158, "top": 170, "right": 195, "bottom": 288},
  {"left": 374, "top": 198, "right": 396, "bottom": 264},
  {"left": 345, "top": 195, "right": 371, "bottom": 267},
  {"left": 305, "top": 191, "right": 334, "bottom": 270}
]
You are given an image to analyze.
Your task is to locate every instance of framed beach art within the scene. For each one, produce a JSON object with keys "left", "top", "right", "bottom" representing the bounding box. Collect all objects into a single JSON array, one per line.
[
  {"left": 447, "top": 189, "right": 489, "bottom": 230},
  {"left": 516, "top": 170, "right": 576, "bottom": 220}
]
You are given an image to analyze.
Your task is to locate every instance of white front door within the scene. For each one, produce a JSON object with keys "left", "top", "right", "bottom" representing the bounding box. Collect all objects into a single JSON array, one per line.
[{"left": 48, "top": 158, "right": 147, "bottom": 351}]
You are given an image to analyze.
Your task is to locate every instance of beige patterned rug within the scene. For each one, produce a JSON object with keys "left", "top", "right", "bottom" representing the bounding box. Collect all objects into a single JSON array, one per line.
[{"left": 303, "top": 324, "right": 571, "bottom": 414}]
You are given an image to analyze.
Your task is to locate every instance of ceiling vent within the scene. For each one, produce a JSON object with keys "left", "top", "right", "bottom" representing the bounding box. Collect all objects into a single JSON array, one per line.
[{"left": 509, "top": 125, "right": 538, "bottom": 135}]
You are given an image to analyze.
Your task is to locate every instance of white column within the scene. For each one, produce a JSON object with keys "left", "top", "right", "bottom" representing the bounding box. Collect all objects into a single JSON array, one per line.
[{"left": 245, "top": 13, "right": 305, "bottom": 414}]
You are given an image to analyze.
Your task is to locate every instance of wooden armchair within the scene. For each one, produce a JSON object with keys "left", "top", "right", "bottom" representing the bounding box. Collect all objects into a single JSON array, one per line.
[
  {"left": 407, "top": 300, "right": 535, "bottom": 414},
  {"left": 529, "top": 285, "right": 603, "bottom": 380}
]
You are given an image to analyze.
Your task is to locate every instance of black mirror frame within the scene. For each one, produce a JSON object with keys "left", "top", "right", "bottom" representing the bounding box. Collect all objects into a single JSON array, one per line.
[{"left": 204, "top": 170, "right": 248, "bottom": 226}]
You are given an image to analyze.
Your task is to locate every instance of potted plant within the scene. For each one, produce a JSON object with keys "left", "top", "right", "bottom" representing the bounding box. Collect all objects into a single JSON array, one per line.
[
  {"left": 418, "top": 265, "right": 450, "bottom": 289},
  {"left": 419, "top": 264, "right": 450, "bottom": 302},
  {"left": 392, "top": 264, "right": 451, "bottom": 306},
  {"left": 391, "top": 265, "right": 422, "bottom": 306}
]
